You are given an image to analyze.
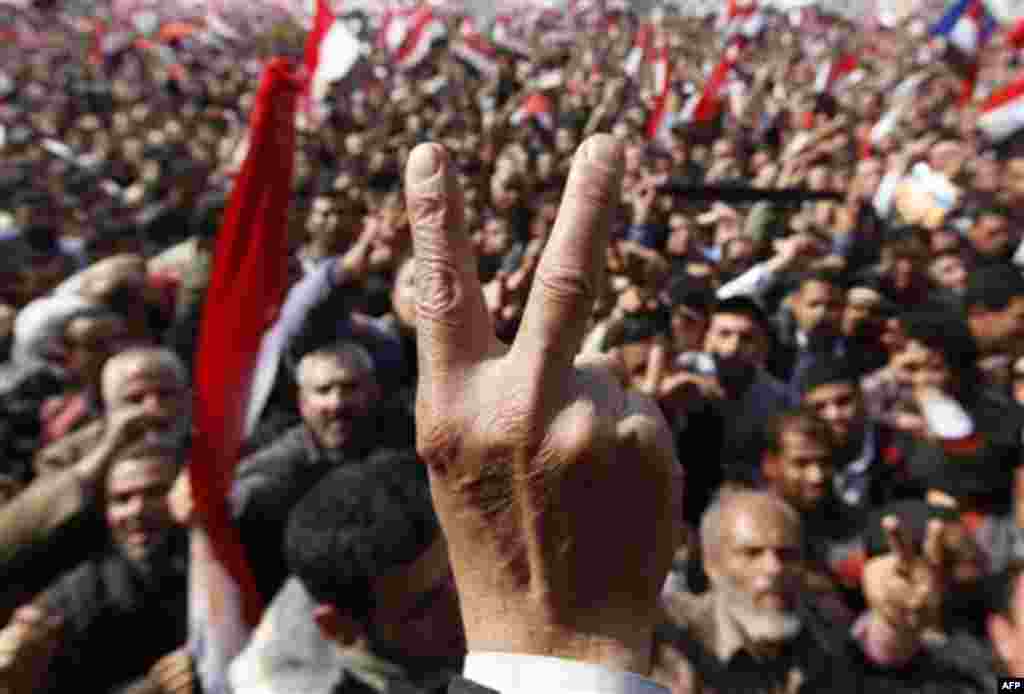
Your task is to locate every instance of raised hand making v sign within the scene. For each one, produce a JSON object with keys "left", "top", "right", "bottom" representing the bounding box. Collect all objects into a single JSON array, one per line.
[{"left": 404, "top": 135, "right": 682, "bottom": 678}]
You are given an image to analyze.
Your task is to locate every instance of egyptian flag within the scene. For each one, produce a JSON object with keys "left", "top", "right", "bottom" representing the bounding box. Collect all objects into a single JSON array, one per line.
[
  {"left": 978, "top": 72, "right": 1024, "bottom": 142},
  {"left": 814, "top": 54, "right": 859, "bottom": 95},
  {"left": 187, "top": 58, "right": 301, "bottom": 694},
  {"left": 492, "top": 13, "right": 531, "bottom": 58},
  {"left": 452, "top": 17, "right": 499, "bottom": 78},
  {"left": 304, "top": 0, "right": 362, "bottom": 105},
  {"left": 646, "top": 43, "right": 673, "bottom": 141},
  {"left": 1008, "top": 16, "right": 1024, "bottom": 50},
  {"left": 624, "top": 22, "right": 653, "bottom": 80},
  {"left": 931, "top": 0, "right": 997, "bottom": 105},
  {"left": 380, "top": 2, "right": 446, "bottom": 71},
  {"left": 718, "top": 0, "right": 764, "bottom": 42},
  {"left": 690, "top": 43, "right": 741, "bottom": 124},
  {"left": 511, "top": 92, "right": 554, "bottom": 135}
]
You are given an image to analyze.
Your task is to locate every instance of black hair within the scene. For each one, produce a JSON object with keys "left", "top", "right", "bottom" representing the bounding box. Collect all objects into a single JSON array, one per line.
[
  {"left": 900, "top": 311, "right": 978, "bottom": 367},
  {"left": 799, "top": 357, "right": 859, "bottom": 398},
  {"left": 711, "top": 296, "right": 771, "bottom": 336},
  {"left": 764, "top": 408, "right": 834, "bottom": 455},
  {"left": 614, "top": 306, "right": 672, "bottom": 347},
  {"left": 964, "top": 265, "right": 1024, "bottom": 312},
  {"left": 284, "top": 449, "right": 439, "bottom": 620}
]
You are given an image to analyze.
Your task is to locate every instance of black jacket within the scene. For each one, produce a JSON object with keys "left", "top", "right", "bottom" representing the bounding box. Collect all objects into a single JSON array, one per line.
[
  {"left": 232, "top": 421, "right": 413, "bottom": 602},
  {"left": 40, "top": 533, "right": 189, "bottom": 694}
]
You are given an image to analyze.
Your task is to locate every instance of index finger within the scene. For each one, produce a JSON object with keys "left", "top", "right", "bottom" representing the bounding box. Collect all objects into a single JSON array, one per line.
[
  {"left": 514, "top": 135, "right": 624, "bottom": 378},
  {"left": 404, "top": 143, "right": 496, "bottom": 390},
  {"left": 923, "top": 519, "right": 946, "bottom": 570}
]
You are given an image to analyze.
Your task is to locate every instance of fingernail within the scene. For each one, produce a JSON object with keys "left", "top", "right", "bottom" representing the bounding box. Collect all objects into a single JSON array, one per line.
[
  {"left": 583, "top": 134, "right": 623, "bottom": 172},
  {"left": 407, "top": 143, "right": 444, "bottom": 184}
]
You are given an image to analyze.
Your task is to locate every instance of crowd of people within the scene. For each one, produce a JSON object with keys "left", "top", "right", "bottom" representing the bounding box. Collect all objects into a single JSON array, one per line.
[{"left": 2, "top": 0, "right": 1024, "bottom": 692}]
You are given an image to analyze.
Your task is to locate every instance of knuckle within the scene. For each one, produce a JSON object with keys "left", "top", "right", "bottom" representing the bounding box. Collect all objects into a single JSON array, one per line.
[
  {"left": 416, "top": 421, "right": 462, "bottom": 472},
  {"left": 534, "top": 262, "right": 594, "bottom": 308},
  {"left": 415, "top": 259, "right": 464, "bottom": 326}
]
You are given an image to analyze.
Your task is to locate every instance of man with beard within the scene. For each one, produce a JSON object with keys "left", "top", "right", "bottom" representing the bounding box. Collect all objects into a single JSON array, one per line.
[
  {"left": 671, "top": 297, "right": 796, "bottom": 524},
  {"left": 232, "top": 341, "right": 405, "bottom": 602},
  {"left": 25, "top": 444, "right": 187, "bottom": 694},
  {"left": 231, "top": 451, "right": 465, "bottom": 694},
  {"left": 653, "top": 490, "right": 967, "bottom": 693},
  {"left": 653, "top": 490, "right": 863, "bottom": 693}
]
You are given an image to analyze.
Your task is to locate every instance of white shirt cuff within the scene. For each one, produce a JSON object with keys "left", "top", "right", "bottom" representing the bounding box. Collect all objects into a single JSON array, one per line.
[{"left": 463, "top": 652, "right": 668, "bottom": 694}]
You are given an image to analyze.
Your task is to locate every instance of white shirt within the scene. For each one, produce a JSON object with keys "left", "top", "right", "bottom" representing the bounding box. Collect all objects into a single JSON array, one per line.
[{"left": 464, "top": 653, "right": 668, "bottom": 694}]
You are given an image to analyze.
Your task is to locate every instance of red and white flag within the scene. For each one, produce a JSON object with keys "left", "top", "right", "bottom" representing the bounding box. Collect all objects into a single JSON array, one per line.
[
  {"left": 451, "top": 17, "right": 499, "bottom": 78},
  {"left": 689, "top": 44, "right": 741, "bottom": 124},
  {"left": 646, "top": 42, "right": 674, "bottom": 142},
  {"left": 304, "top": 0, "right": 362, "bottom": 103},
  {"left": 380, "top": 2, "right": 446, "bottom": 70},
  {"left": 624, "top": 22, "right": 653, "bottom": 79},
  {"left": 188, "top": 57, "right": 301, "bottom": 694},
  {"left": 814, "top": 54, "right": 859, "bottom": 95},
  {"left": 718, "top": 0, "right": 764, "bottom": 41},
  {"left": 511, "top": 92, "right": 554, "bottom": 132},
  {"left": 492, "top": 13, "right": 531, "bottom": 58},
  {"left": 978, "top": 72, "right": 1024, "bottom": 142}
]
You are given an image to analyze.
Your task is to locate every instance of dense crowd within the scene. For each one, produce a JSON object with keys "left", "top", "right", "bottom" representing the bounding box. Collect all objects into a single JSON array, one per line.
[{"left": 3, "top": 1, "right": 1024, "bottom": 692}]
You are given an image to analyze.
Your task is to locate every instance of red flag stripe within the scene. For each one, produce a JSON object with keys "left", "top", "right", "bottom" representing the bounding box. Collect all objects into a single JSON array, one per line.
[
  {"left": 981, "top": 72, "right": 1024, "bottom": 114},
  {"left": 191, "top": 58, "right": 302, "bottom": 630}
]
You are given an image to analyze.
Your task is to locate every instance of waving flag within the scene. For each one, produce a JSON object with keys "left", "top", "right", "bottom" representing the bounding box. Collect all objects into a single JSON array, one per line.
[
  {"left": 690, "top": 43, "right": 742, "bottom": 124},
  {"left": 492, "top": 13, "right": 531, "bottom": 58},
  {"left": 718, "top": 0, "right": 764, "bottom": 42},
  {"left": 931, "top": 0, "right": 997, "bottom": 105},
  {"left": 646, "top": 42, "right": 674, "bottom": 142},
  {"left": 978, "top": 72, "right": 1024, "bottom": 142},
  {"left": 1009, "top": 17, "right": 1024, "bottom": 50},
  {"left": 511, "top": 92, "right": 554, "bottom": 133},
  {"left": 304, "top": 0, "right": 362, "bottom": 104},
  {"left": 624, "top": 22, "right": 653, "bottom": 79},
  {"left": 188, "top": 58, "right": 301, "bottom": 694},
  {"left": 380, "top": 2, "right": 447, "bottom": 70},
  {"left": 452, "top": 17, "right": 499, "bottom": 78},
  {"left": 814, "top": 54, "right": 860, "bottom": 95}
]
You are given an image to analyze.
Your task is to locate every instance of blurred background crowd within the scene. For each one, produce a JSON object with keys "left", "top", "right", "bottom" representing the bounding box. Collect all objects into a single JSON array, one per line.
[{"left": 5, "top": 0, "right": 1024, "bottom": 692}]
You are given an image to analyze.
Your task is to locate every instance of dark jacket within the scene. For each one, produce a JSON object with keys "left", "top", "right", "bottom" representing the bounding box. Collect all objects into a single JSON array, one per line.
[
  {"left": 857, "top": 631, "right": 997, "bottom": 694},
  {"left": 655, "top": 591, "right": 865, "bottom": 694},
  {"left": 39, "top": 533, "right": 189, "bottom": 694},
  {"left": 232, "top": 417, "right": 413, "bottom": 602}
]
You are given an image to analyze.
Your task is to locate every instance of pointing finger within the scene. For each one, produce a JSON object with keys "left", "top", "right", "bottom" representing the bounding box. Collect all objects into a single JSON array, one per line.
[{"left": 882, "top": 515, "right": 915, "bottom": 572}]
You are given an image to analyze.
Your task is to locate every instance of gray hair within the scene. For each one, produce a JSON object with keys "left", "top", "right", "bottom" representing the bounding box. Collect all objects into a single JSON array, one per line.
[
  {"left": 296, "top": 341, "right": 375, "bottom": 389},
  {"left": 699, "top": 488, "right": 801, "bottom": 563},
  {"left": 101, "top": 347, "right": 188, "bottom": 406}
]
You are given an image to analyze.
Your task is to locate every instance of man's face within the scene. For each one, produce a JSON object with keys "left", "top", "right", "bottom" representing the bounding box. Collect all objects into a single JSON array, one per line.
[
  {"left": 707, "top": 499, "right": 803, "bottom": 643},
  {"left": 368, "top": 537, "right": 465, "bottom": 659},
  {"left": 854, "top": 159, "right": 883, "bottom": 201},
  {"left": 768, "top": 429, "right": 834, "bottom": 512},
  {"left": 704, "top": 313, "right": 763, "bottom": 368},
  {"left": 791, "top": 280, "right": 843, "bottom": 339},
  {"left": 297, "top": 354, "right": 377, "bottom": 451},
  {"left": 842, "top": 287, "right": 883, "bottom": 338},
  {"left": 804, "top": 382, "right": 863, "bottom": 449},
  {"left": 666, "top": 215, "right": 692, "bottom": 257},
  {"left": 969, "top": 214, "right": 1012, "bottom": 259},
  {"left": 929, "top": 255, "right": 968, "bottom": 294},
  {"left": 971, "top": 295, "right": 1024, "bottom": 354},
  {"left": 106, "top": 457, "right": 177, "bottom": 566},
  {"left": 307, "top": 196, "right": 341, "bottom": 244},
  {"left": 107, "top": 361, "right": 189, "bottom": 444},
  {"left": 671, "top": 306, "right": 708, "bottom": 354},
  {"left": 900, "top": 340, "right": 954, "bottom": 394}
]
